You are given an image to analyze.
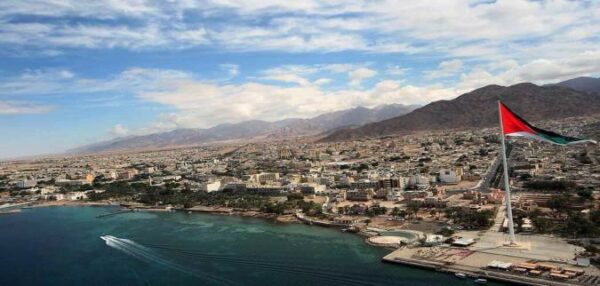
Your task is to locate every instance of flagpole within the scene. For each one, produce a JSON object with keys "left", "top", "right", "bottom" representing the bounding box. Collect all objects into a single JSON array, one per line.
[{"left": 498, "top": 101, "right": 517, "bottom": 245}]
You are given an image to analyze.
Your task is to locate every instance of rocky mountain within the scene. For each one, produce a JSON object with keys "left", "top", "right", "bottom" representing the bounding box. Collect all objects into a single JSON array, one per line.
[
  {"left": 321, "top": 82, "right": 600, "bottom": 141},
  {"left": 71, "top": 104, "right": 418, "bottom": 153},
  {"left": 552, "top": 76, "right": 600, "bottom": 94}
]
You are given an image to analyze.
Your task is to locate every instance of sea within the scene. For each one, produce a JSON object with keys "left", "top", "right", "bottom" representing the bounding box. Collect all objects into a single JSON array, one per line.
[{"left": 0, "top": 206, "right": 507, "bottom": 285}]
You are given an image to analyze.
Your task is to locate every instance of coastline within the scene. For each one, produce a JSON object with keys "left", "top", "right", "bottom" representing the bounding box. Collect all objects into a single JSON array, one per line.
[
  {"left": 26, "top": 200, "right": 302, "bottom": 224},
  {"left": 8, "top": 201, "right": 587, "bottom": 286},
  {"left": 0, "top": 203, "right": 462, "bottom": 286}
]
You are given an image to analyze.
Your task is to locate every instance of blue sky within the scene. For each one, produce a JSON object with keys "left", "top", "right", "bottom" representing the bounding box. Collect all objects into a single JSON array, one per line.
[{"left": 1, "top": 0, "right": 599, "bottom": 159}]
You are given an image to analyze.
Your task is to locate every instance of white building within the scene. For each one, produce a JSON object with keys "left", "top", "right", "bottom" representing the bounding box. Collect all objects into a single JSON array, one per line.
[
  {"left": 67, "top": 191, "right": 88, "bottom": 200},
  {"left": 200, "top": 181, "right": 222, "bottom": 193},
  {"left": 438, "top": 168, "right": 462, "bottom": 184},
  {"left": 386, "top": 189, "right": 403, "bottom": 201},
  {"left": 407, "top": 175, "right": 430, "bottom": 189},
  {"left": 40, "top": 187, "right": 58, "bottom": 195}
]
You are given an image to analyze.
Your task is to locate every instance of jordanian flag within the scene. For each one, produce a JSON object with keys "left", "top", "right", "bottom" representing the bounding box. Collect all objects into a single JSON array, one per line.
[{"left": 499, "top": 101, "right": 597, "bottom": 146}]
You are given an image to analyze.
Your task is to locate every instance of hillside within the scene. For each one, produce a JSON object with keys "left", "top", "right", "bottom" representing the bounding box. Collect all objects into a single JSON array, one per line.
[
  {"left": 321, "top": 83, "right": 600, "bottom": 141},
  {"left": 553, "top": 76, "right": 600, "bottom": 94}
]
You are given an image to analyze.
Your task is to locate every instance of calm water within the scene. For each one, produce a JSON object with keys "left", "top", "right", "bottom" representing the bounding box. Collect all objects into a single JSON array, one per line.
[{"left": 0, "top": 206, "right": 505, "bottom": 285}]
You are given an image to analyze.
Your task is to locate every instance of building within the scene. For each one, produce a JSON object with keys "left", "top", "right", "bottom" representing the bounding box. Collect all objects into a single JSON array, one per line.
[
  {"left": 386, "top": 189, "right": 403, "bottom": 201},
  {"left": 117, "top": 169, "right": 137, "bottom": 180},
  {"left": 350, "top": 179, "right": 378, "bottom": 190},
  {"left": 333, "top": 216, "right": 357, "bottom": 225},
  {"left": 346, "top": 189, "right": 373, "bottom": 201},
  {"left": 40, "top": 187, "right": 58, "bottom": 195},
  {"left": 438, "top": 168, "right": 462, "bottom": 184},
  {"left": 407, "top": 175, "right": 431, "bottom": 189},
  {"left": 378, "top": 177, "right": 405, "bottom": 190},
  {"left": 278, "top": 148, "right": 293, "bottom": 160},
  {"left": 299, "top": 183, "right": 326, "bottom": 195},
  {"left": 403, "top": 190, "right": 431, "bottom": 201},
  {"left": 200, "top": 181, "right": 222, "bottom": 192},
  {"left": 16, "top": 180, "right": 37, "bottom": 189},
  {"left": 374, "top": 188, "right": 388, "bottom": 199},
  {"left": 246, "top": 183, "right": 287, "bottom": 196},
  {"left": 256, "top": 173, "right": 280, "bottom": 184},
  {"left": 67, "top": 191, "right": 88, "bottom": 200}
]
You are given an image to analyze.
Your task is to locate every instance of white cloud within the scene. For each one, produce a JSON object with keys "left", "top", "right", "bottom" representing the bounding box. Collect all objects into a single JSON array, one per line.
[
  {"left": 348, "top": 67, "right": 377, "bottom": 87},
  {"left": 0, "top": 100, "right": 54, "bottom": 114},
  {"left": 258, "top": 65, "right": 315, "bottom": 86},
  {"left": 386, "top": 65, "right": 408, "bottom": 77},
  {"left": 314, "top": 78, "right": 332, "bottom": 85},
  {"left": 1, "top": 0, "right": 596, "bottom": 58},
  {"left": 0, "top": 69, "right": 77, "bottom": 96},
  {"left": 110, "top": 124, "right": 129, "bottom": 137},
  {"left": 219, "top": 64, "right": 239, "bottom": 78},
  {"left": 424, "top": 59, "right": 463, "bottom": 79},
  {"left": 257, "top": 64, "right": 371, "bottom": 86},
  {"left": 456, "top": 50, "right": 600, "bottom": 92},
  {"left": 0, "top": 67, "right": 194, "bottom": 97},
  {"left": 134, "top": 75, "right": 453, "bottom": 130}
]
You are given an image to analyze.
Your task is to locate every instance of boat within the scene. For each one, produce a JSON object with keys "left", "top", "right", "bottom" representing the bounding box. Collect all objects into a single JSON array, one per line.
[
  {"left": 474, "top": 278, "right": 487, "bottom": 284},
  {"left": 100, "top": 235, "right": 117, "bottom": 242},
  {"left": 341, "top": 226, "right": 360, "bottom": 233},
  {"left": 455, "top": 273, "right": 467, "bottom": 279}
]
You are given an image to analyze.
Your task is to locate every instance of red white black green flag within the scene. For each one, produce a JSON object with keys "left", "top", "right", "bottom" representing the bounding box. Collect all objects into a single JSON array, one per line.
[{"left": 499, "top": 101, "right": 597, "bottom": 146}]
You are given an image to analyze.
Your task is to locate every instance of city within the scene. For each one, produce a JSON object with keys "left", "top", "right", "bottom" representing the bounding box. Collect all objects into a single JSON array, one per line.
[
  {"left": 2, "top": 1, "right": 600, "bottom": 286},
  {"left": 2, "top": 114, "right": 599, "bottom": 285}
]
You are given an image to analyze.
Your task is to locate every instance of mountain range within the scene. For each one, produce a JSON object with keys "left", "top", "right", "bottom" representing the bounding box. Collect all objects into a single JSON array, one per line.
[
  {"left": 72, "top": 76, "right": 600, "bottom": 153},
  {"left": 550, "top": 76, "right": 600, "bottom": 95},
  {"left": 71, "top": 104, "right": 419, "bottom": 153},
  {"left": 321, "top": 77, "right": 600, "bottom": 141}
]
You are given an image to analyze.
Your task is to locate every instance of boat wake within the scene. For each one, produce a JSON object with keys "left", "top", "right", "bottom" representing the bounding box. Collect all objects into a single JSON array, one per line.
[
  {"left": 101, "top": 235, "right": 235, "bottom": 285},
  {"left": 100, "top": 235, "right": 385, "bottom": 285}
]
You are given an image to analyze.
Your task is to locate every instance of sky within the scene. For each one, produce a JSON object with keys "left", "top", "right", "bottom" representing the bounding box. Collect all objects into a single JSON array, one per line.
[{"left": 1, "top": 0, "right": 600, "bottom": 159}]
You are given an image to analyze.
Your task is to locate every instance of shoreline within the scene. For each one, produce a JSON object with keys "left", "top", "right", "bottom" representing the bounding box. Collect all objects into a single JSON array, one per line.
[
  {"left": 26, "top": 200, "right": 302, "bottom": 224},
  {"left": 14, "top": 201, "right": 588, "bottom": 286}
]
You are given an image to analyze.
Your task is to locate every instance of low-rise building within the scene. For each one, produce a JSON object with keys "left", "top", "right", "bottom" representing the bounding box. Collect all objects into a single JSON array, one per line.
[{"left": 346, "top": 189, "right": 373, "bottom": 201}]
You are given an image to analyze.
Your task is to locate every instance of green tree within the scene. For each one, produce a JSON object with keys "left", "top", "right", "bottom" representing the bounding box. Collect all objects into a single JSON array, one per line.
[
  {"left": 407, "top": 201, "right": 420, "bottom": 219},
  {"left": 547, "top": 193, "right": 571, "bottom": 218}
]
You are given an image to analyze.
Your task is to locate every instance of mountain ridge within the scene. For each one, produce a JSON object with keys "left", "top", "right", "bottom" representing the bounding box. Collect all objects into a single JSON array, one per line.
[
  {"left": 552, "top": 76, "right": 600, "bottom": 94},
  {"left": 70, "top": 104, "right": 418, "bottom": 154},
  {"left": 321, "top": 82, "right": 600, "bottom": 142}
]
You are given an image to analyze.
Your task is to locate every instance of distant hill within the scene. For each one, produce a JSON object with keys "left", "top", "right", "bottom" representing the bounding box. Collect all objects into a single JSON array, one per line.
[
  {"left": 552, "top": 76, "right": 600, "bottom": 94},
  {"left": 70, "top": 104, "right": 418, "bottom": 154},
  {"left": 321, "top": 82, "right": 600, "bottom": 141}
]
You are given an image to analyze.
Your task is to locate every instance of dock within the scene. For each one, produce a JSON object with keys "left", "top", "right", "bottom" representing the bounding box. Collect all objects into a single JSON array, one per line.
[{"left": 382, "top": 247, "right": 585, "bottom": 286}]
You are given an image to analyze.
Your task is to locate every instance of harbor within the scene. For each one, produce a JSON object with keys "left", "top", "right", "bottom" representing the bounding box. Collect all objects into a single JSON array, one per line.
[{"left": 382, "top": 242, "right": 599, "bottom": 286}]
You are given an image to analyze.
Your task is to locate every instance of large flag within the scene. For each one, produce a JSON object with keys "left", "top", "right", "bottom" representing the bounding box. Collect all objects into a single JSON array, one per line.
[{"left": 499, "top": 101, "right": 597, "bottom": 146}]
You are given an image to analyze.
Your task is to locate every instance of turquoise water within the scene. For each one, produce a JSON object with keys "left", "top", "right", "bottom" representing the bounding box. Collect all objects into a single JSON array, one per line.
[{"left": 0, "top": 206, "right": 505, "bottom": 285}]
